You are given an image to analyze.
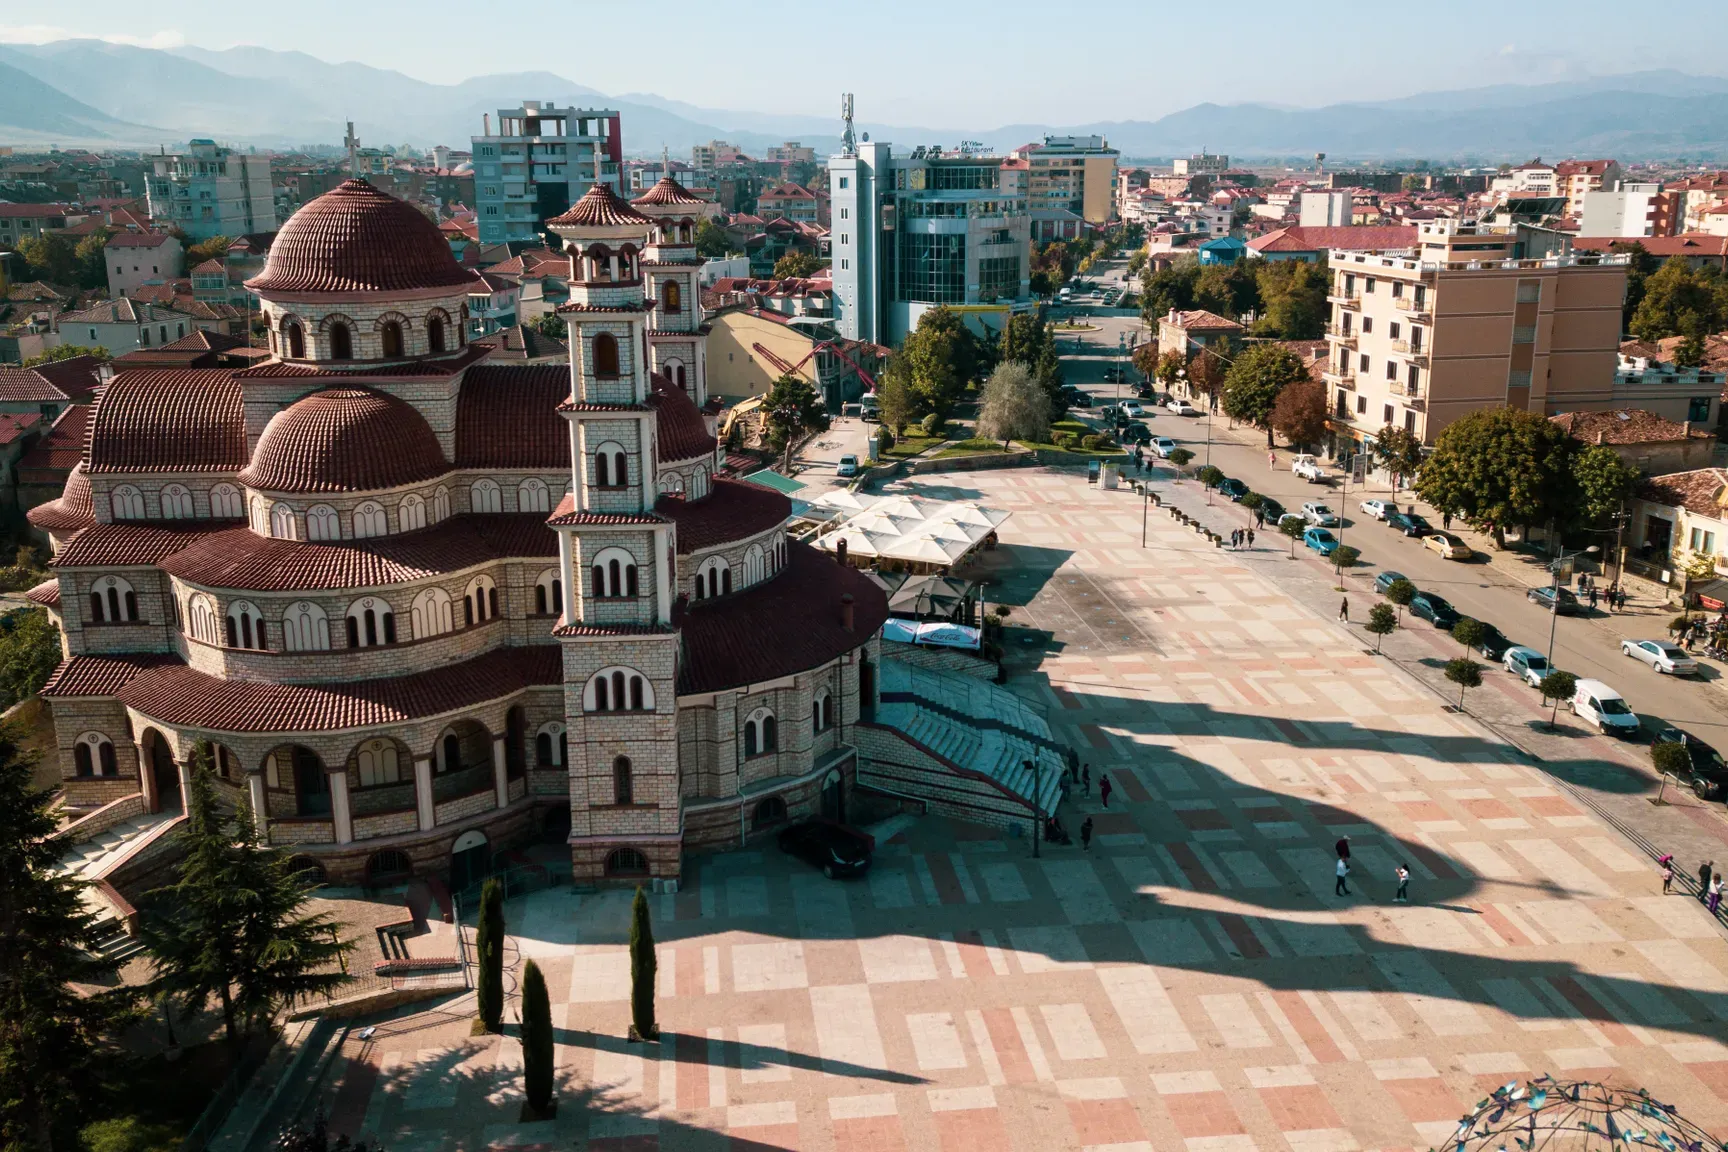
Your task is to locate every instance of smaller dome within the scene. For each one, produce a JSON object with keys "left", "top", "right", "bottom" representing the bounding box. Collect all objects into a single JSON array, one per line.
[
  {"left": 651, "top": 374, "right": 717, "bottom": 464},
  {"left": 246, "top": 179, "right": 478, "bottom": 295},
  {"left": 239, "top": 388, "right": 448, "bottom": 494},
  {"left": 27, "top": 462, "right": 95, "bottom": 532},
  {"left": 631, "top": 177, "right": 708, "bottom": 208},
  {"left": 549, "top": 183, "right": 655, "bottom": 230}
]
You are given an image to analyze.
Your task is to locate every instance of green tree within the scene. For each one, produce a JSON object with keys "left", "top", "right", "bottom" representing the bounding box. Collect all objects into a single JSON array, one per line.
[
  {"left": 1195, "top": 464, "right": 1224, "bottom": 489},
  {"left": 520, "top": 958, "right": 554, "bottom": 1116},
  {"left": 15, "top": 232, "right": 78, "bottom": 285},
  {"left": 771, "top": 250, "right": 823, "bottom": 280},
  {"left": 1539, "top": 670, "right": 1577, "bottom": 730},
  {"left": 1165, "top": 447, "right": 1194, "bottom": 475},
  {"left": 694, "top": 217, "right": 731, "bottom": 258},
  {"left": 1365, "top": 603, "right": 1397, "bottom": 651},
  {"left": 1332, "top": 544, "right": 1360, "bottom": 582},
  {"left": 1402, "top": 173, "right": 1426, "bottom": 192},
  {"left": 1126, "top": 250, "right": 1147, "bottom": 277},
  {"left": 1413, "top": 408, "right": 1573, "bottom": 548},
  {"left": 1384, "top": 577, "right": 1416, "bottom": 621},
  {"left": 1140, "top": 257, "right": 1200, "bottom": 324},
  {"left": 144, "top": 761, "right": 351, "bottom": 1051},
  {"left": 1193, "top": 261, "right": 1258, "bottom": 318},
  {"left": 1609, "top": 241, "right": 1660, "bottom": 330},
  {"left": 1280, "top": 515, "right": 1306, "bottom": 556},
  {"left": 185, "top": 235, "right": 233, "bottom": 265},
  {"left": 1131, "top": 342, "right": 1160, "bottom": 380},
  {"left": 629, "top": 886, "right": 657, "bottom": 1041},
  {"left": 1451, "top": 616, "right": 1485, "bottom": 652},
  {"left": 999, "top": 311, "right": 1064, "bottom": 418},
  {"left": 762, "top": 374, "right": 831, "bottom": 472},
  {"left": 22, "top": 345, "right": 110, "bottom": 369},
  {"left": 1373, "top": 425, "right": 1425, "bottom": 491},
  {"left": 1155, "top": 348, "right": 1188, "bottom": 389},
  {"left": 73, "top": 228, "right": 114, "bottom": 290},
  {"left": 0, "top": 726, "right": 135, "bottom": 1151},
  {"left": 1270, "top": 376, "right": 1328, "bottom": 450},
  {"left": 0, "top": 608, "right": 63, "bottom": 711},
  {"left": 1568, "top": 443, "right": 1640, "bottom": 531},
  {"left": 1445, "top": 657, "right": 1483, "bottom": 708},
  {"left": 1651, "top": 740, "right": 1692, "bottom": 784},
  {"left": 475, "top": 878, "right": 504, "bottom": 1033},
  {"left": 1222, "top": 343, "right": 1308, "bottom": 447},
  {"left": 1188, "top": 345, "right": 1227, "bottom": 408},
  {"left": 897, "top": 307, "right": 977, "bottom": 420},
  {"left": 1629, "top": 257, "right": 1724, "bottom": 341},
  {"left": 977, "top": 361, "right": 1051, "bottom": 448},
  {"left": 876, "top": 356, "right": 917, "bottom": 436},
  {"left": 1252, "top": 259, "right": 1329, "bottom": 340},
  {"left": 532, "top": 312, "right": 566, "bottom": 340}
]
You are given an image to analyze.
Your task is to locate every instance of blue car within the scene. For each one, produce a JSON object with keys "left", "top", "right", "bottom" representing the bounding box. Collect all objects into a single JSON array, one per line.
[
  {"left": 1304, "top": 527, "right": 1340, "bottom": 556},
  {"left": 1217, "top": 478, "right": 1250, "bottom": 501},
  {"left": 1375, "top": 570, "right": 1407, "bottom": 594}
]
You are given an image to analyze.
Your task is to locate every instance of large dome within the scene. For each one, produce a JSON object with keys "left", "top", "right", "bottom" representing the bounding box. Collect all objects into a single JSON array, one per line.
[
  {"left": 238, "top": 388, "right": 448, "bottom": 494},
  {"left": 246, "top": 179, "right": 478, "bottom": 295}
]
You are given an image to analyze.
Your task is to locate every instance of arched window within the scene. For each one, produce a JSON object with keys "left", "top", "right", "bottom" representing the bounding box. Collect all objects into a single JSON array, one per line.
[
  {"left": 518, "top": 477, "right": 550, "bottom": 513},
  {"left": 590, "top": 547, "right": 638, "bottom": 599},
  {"left": 534, "top": 569, "right": 562, "bottom": 616},
  {"left": 188, "top": 594, "right": 220, "bottom": 643},
  {"left": 399, "top": 493, "right": 426, "bottom": 532},
  {"left": 463, "top": 575, "right": 498, "bottom": 625},
  {"left": 613, "top": 755, "right": 633, "bottom": 805},
  {"left": 606, "top": 847, "right": 648, "bottom": 876},
  {"left": 356, "top": 738, "right": 402, "bottom": 787},
  {"left": 592, "top": 332, "right": 620, "bottom": 377},
  {"left": 813, "top": 689, "right": 833, "bottom": 732},
  {"left": 661, "top": 279, "right": 682, "bottom": 313},
  {"left": 752, "top": 796, "right": 787, "bottom": 829},
  {"left": 269, "top": 502, "right": 297, "bottom": 540},
  {"left": 380, "top": 319, "right": 403, "bottom": 358},
  {"left": 286, "top": 321, "right": 305, "bottom": 359},
  {"left": 344, "top": 597, "right": 395, "bottom": 647},
  {"left": 110, "top": 484, "right": 145, "bottom": 520},
  {"left": 689, "top": 465, "right": 709, "bottom": 500},
  {"left": 744, "top": 707, "right": 776, "bottom": 757},
  {"left": 89, "top": 575, "right": 138, "bottom": 625},
  {"left": 427, "top": 314, "right": 446, "bottom": 354},
  {"left": 674, "top": 363, "right": 688, "bottom": 391},
  {"left": 744, "top": 543, "right": 766, "bottom": 586},
  {"left": 352, "top": 501, "right": 387, "bottom": 539},
  {"left": 470, "top": 478, "right": 502, "bottom": 514},
  {"left": 658, "top": 473, "right": 684, "bottom": 496},
  {"left": 535, "top": 722, "right": 565, "bottom": 767},
  {"left": 584, "top": 666, "right": 654, "bottom": 712},
  {"left": 306, "top": 504, "right": 340, "bottom": 541},
  {"left": 592, "top": 442, "right": 628, "bottom": 489},
  {"left": 161, "top": 484, "right": 194, "bottom": 519},
  {"left": 695, "top": 556, "right": 731, "bottom": 600},
  {"left": 201, "top": 483, "right": 238, "bottom": 522},
  {"left": 431, "top": 486, "right": 451, "bottom": 522},
  {"left": 329, "top": 321, "right": 352, "bottom": 360},
  {"left": 282, "top": 601, "right": 330, "bottom": 651},
  {"left": 74, "top": 732, "right": 115, "bottom": 777},
  {"left": 411, "top": 587, "right": 454, "bottom": 638},
  {"left": 226, "top": 600, "right": 266, "bottom": 649}
]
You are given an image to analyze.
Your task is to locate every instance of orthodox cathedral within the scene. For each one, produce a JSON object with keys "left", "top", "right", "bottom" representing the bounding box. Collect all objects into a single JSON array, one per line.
[{"left": 30, "top": 176, "right": 888, "bottom": 887}]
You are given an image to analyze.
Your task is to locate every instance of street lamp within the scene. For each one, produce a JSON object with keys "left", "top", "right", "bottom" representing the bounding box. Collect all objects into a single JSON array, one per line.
[{"left": 1545, "top": 545, "right": 1600, "bottom": 666}]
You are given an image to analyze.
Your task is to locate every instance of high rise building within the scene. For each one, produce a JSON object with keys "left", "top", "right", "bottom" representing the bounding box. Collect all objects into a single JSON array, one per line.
[
  {"left": 1010, "top": 136, "right": 1119, "bottom": 238},
  {"left": 471, "top": 103, "right": 621, "bottom": 246},
  {"left": 146, "top": 140, "right": 276, "bottom": 241}
]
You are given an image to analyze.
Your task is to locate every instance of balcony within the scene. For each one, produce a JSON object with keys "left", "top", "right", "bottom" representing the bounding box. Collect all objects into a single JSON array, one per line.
[
  {"left": 1393, "top": 296, "right": 1431, "bottom": 320},
  {"left": 1328, "top": 290, "right": 1361, "bottom": 308},
  {"left": 1322, "top": 370, "right": 1355, "bottom": 391},
  {"left": 1325, "top": 327, "right": 1358, "bottom": 349}
]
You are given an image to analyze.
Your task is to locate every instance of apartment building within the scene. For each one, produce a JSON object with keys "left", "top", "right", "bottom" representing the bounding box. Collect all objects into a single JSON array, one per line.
[
  {"left": 1321, "top": 220, "right": 1628, "bottom": 457},
  {"left": 693, "top": 140, "right": 747, "bottom": 170},
  {"left": 1578, "top": 182, "right": 1680, "bottom": 238},
  {"left": 471, "top": 102, "right": 621, "bottom": 245},
  {"left": 1011, "top": 136, "right": 1119, "bottom": 236},
  {"left": 828, "top": 142, "right": 1032, "bottom": 345},
  {"left": 757, "top": 182, "right": 826, "bottom": 225},
  {"left": 766, "top": 142, "right": 816, "bottom": 164},
  {"left": 0, "top": 204, "right": 87, "bottom": 248},
  {"left": 146, "top": 140, "right": 276, "bottom": 241},
  {"left": 1554, "top": 159, "right": 1621, "bottom": 218},
  {"left": 1673, "top": 172, "right": 1728, "bottom": 232},
  {"left": 1174, "top": 153, "right": 1229, "bottom": 177},
  {"left": 104, "top": 232, "right": 183, "bottom": 298}
]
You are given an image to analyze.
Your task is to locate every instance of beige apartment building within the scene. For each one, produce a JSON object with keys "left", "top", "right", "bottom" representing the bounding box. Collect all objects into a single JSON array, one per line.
[{"left": 1321, "top": 220, "right": 1627, "bottom": 458}]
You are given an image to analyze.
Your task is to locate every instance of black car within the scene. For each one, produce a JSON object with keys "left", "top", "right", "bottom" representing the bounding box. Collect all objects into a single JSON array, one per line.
[
  {"left": 1386, "top": 512, "right": 1433, "bottom": 537},
  {"left": 1133, "top": 382, "right": 1156, "bottom": 399},
  {"left": 1217, "top": 477, "right": 1250, "bottom": 501},
  {"left": 1120, "top": 423, "right": 1152, "bottom": 445},
  {"left": 1410, "top": 592, "right": 1460, "bottom": 629},
  {"left": 777, "top": 820, "right": 874, "bottom": 878},
  {"left": 1064, "top": 389, "right": 1094, "bottom": 408},
  {"left": 1257, "top": 498, "right": 1285, "bottom": 523},
  {"left": 1526, "top": 586, "right": 1582, "bottom": 615},
  {"left": 1652, "top": 728, "right": 1728, "bottom": 799},
  {"left": 1474, "top": 622, "right": 1514, "bottom": 661}
]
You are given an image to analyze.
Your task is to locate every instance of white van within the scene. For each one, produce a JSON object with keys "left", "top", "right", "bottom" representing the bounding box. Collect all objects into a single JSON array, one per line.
[{"left": 1570, "top": 678, "right": 1640, "bottom": 737}]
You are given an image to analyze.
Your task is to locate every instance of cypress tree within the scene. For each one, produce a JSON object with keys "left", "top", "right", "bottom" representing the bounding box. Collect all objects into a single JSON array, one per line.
[
  {"left": 628, "top": 886, "right": 657, "bottom": 1041},
  {"left": 475, "top": 877, "right": 504, "bottom": 1033},
  {"left": 520, "top": 958, "right": 554, "bottom": 1116}
]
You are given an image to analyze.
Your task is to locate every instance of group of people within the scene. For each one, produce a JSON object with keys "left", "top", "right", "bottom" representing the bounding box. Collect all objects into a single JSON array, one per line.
[
  {"left": 1053, "top": 761, "right": 1113, "bottom": 851},
  {"left": 1333, "top": 836, "right": 1413, "bottom": 903},
  {"left": 1572, "top": 572, "right": 1626, "bottom": 614},
  {"left": 1229, "top": 527, "right": 1256, "bottom": 550},
  {"left": 1664, "top": 854, "right": 1725, "bottom": 914},
  {"left": 1670, "top": 612, "right": 1728, "bottom": 653}
]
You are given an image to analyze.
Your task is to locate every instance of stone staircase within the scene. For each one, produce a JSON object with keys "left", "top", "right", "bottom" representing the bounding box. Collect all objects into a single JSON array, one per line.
[{"left": 57, "top": 808, "right": 180, "bottom": 882}]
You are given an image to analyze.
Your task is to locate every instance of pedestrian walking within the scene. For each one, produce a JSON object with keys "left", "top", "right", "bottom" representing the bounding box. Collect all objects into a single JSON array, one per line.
[
  {"left": 1247, "top": 528, "right": 1256, "bottom": 549},
  {"left": 1082, "top": 764, "right": 1091, "bottom": 796},
  {"left": 1394, "top": 863, "right": 1410, "bottom": 903},
  {"left": 1335, "top": 836, "right": 1351, "bottom": 861},
  {"left": 1099, "top": 774, "right": 1113, "bottom": 808},
  {"left": 1335, "top": 856, "right": 1351, "bottom": 896},
  {"left": 1662, "top": 860, "right": 1675, "bottom": 894},
  {"left": 1711, "top": 875, "right": 1724, "bottom": 916},
  {"left": 1080, "top": 816, "right": 1094, "bottom": 851},
  {"left": 1588, "top": 587, "right": 1599, "bottom": 611},
  {"left": 1268, "top": 451, "right": 1276, "bottom": 469},
  {"left": 1699, "top": 860, "right": 1714, "bottom": 903},
  {"left": 1338, "top": 597, "right": 1349, "bottom": 622},
  {"left": 1442, "top": 511, "right": 1452, "bottom": 531}
]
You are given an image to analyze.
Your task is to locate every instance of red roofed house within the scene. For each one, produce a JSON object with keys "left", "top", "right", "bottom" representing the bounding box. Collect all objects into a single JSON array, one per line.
[
  {"left": 1157, "top": 308, "right": 1244, "bottom": 383},
  {"left": 1246, "top": 225, "right": 1418, "bottom": 263},
  {"left": 757, "top": 182, "right": 827, "bottom": 226},
  {"left": 0, "top": 354, "right": 103, "bottom": 423},
  {"left": 0, "top": 203, "right": 89, "bottom": 248},
  {"left": 1554, "top": 159, "right": 1622, "bottom": 218},
  {"left": 16, "top": 403, "right": 89, "bottom": 511},
  {"left": 104, "top": 232, "right": 184, "bottom": 299},
  {"left": 26, "top": 175, "right": 917, "bottom": 891}
]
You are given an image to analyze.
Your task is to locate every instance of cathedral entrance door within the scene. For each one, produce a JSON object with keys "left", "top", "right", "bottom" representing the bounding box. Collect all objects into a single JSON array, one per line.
[{"left": 450, "top": 829, "right": 490, "bottom": 895}]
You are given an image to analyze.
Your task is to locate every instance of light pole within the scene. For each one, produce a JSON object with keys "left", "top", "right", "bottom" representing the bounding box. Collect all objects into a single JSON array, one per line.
[{"left": 1545, "top": 544, "right": 1600, "bottom": 666}]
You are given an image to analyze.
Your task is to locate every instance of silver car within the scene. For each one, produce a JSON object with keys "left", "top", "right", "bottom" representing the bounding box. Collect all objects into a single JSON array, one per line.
[
  {"left": 1503, "top": 646, "right": 1551, "bottom": 688},
  {"left": 1621, "top": 639, "right": 1699, "bottom": 676}
]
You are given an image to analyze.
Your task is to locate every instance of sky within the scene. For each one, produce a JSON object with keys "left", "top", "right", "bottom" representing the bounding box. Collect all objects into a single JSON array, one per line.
[{"left": 3, "top": 0, "right": 1728, "bottom": 128}]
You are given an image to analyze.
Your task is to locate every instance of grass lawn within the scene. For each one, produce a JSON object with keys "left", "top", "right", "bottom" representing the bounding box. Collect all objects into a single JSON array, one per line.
[
  {"left": 882, "top": 432, "right": 943, "bottom": 459},
  {"left": 1016, "top": 439, "right": 1128, "bottom": 458},
  {"left": 933, "top": 438, "right": 1014, "bottom": 458}
]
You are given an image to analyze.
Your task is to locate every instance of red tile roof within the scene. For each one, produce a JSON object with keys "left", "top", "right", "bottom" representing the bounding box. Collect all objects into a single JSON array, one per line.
[
  {"left": 246, "top": 179, "right": 479, "bottom": 295},
  {"left": 18, "top": 404, "right": 91, "bottom": 484},
  {"left": 548, "top": 183, "right": 654, "bottom": 230},
  {"left": 1573, "top": 234, "right": 1728, "bottom": 259},
  {"left": 547, "top": 492, "right": 665, "bottom": 527},
  {"left": 0, "top": 355, "right": 101, "bottom": 403},
  {"left": 555, "top": 300, "right": 652, "bottom": 315},
  {"left": 40, "top": 653, "right": 180, "bottom": 698},
  {"left": 679, "top": 540, "right": 886, "bottom": 694},
  {"left": 1550, "top": 409, "right": 1711, "bottom": 445},
  {"left": 455, "top": 365, "right": 569, "bottom": 468},
  {"left": 631, "top": 177, "right": 708, "bottom": 208},
  {"left": 1247, "top": 225, "right": 1418, "bottom": 254},
  {"left": 105, "top": 232, "right": 174, "bottom": 249},
  {"left": 190, "top": 258, "right": 225, "bottom": 275},
  {"left": 87, "top": 369, "right": 246, "bottom": 474},
  {"left": 471, "top": 325, "right": 567, "bottom": 361},
  {"left": 650, "top": 373, "right": 716, "bottom": 463},
  {"left": 238, "top": 388, "right": 447, "bottom": 494},
  {"left": 0, "top": 411, "right": 42, "bottom": 446},
  {"left": 1636, "top": 468, "right": 1728, "bottom": 518},
  {"left": 26, "top": 461, "right": 94, "bottom": 531},
  {"left": 25, "top": 579, "right": 60, "bottom": 610},
  {"left": 54, "top": 522, "right": 233, "bottom": 569},
  {"left": 1164, "top": 309, "right": 1242, "bottom": 332},
  {"left": 656, "top": 478, "right": 787, "bottom": 554}
]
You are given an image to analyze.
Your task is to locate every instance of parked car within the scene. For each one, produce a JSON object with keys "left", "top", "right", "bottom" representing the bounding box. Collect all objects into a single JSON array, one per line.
[
  {"left": 1119, "top": 400, "right": 1144, "bottom": 417},
  {"left": 1652, "top": 728, "right": 1728, "bottom": 799},
  {"left": 1622, "top": 639, "right": 1700, "bottom": 676},
  {"left": 1569, "top": 678, "right": 1641, "bottom": 737},
  {"left": 1291, "top": 454, "right": 1328, "bottom": 483},
  {"left": 1150, "top": 436, "right": 1177, "bottom": 458},
  {"left": 1304, "top": 527, "right": 1340, "bottom": 555},
  {"left": 1374, "top": 569, "right": 1408, "bottom": 594},
  {"left": 778, "top": 820, "right": 874, "bottom": 878},
  {"left": 1474, "top": 622, "right": 1514, "bottom": 661},
  {"left": 1423, "top": 532, "right": 1473, "bottom": 561},
  {"left": 1360, "top": 499, "right": 1391, "bottom": 521},
  {"left": 1134, "top": 383, "right": 1156, "bottom": 399},
  {"left": 1277, "top": 512, "right": 1307, "bottom": 531},
  {"left": 1410, "top": 592, "right": 1460, "bottom": 630},
  {"left": 1166, "top": 398, "right": 1200, "bottom": 416},
  {"left": 1386, "top": 512, "right": 1432, "bottom": 537},
  {"left": 1526, "top": 586, "right": 1581, "bottom": 615},
  {"left": 836, "top": 454, "right": 859, "bottom": 477},
  {"left": 1217, "top": 477, "right": 1250, "bottom": 501},
  {"left": 1065, "top": 388, "right": 1093, "bottom": 407},
  {"left": 1301, "top": 501, "right": 1339, "bottom": 527},
  {"left": 1503, "top": 646, "right": 1552, "bottom": 688},
  {"left": 1121, "top": 423, "right": 1152, "bottom": 445},
  {"left": 1258, "top": 498, "right": 1286, "bottom": 523}
]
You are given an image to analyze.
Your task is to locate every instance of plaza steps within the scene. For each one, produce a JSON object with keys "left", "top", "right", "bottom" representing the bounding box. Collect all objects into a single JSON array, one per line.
[
  {"left": 56, "top": 807, "right": 181, "bottom": 882},
  {"left": 88, "top": 916, "right": 146, "bottom": 966},
  {"left": 859, "top": 660, "right": 1067, "bottom": 832}
]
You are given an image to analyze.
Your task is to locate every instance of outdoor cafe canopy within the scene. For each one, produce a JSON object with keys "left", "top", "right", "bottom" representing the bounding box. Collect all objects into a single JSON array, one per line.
[{"left": 814, "top": 494, "right": 1011, "bottom": 567}]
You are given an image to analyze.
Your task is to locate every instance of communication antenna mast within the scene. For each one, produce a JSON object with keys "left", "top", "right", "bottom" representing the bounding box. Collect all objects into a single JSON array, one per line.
[{"left": 841, "top": 93, "right": 857, "bottom": 157}]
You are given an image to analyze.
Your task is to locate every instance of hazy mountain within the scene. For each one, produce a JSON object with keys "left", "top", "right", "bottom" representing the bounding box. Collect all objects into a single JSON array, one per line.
[{"left": 0, "top": 57, "right": 160, "bottom": 144}]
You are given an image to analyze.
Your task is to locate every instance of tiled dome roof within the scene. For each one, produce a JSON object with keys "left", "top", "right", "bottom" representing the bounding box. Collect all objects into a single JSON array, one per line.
[
  {"left": 238, "top": 388, "right": 447, "bottom": 493},
  {"left": 631, "top": 177, "right": 707, "bottom": 208},
  {"left": 26, "top": 462, "right": 95, "bottom": 532},
  {"left": 548, "top": 183, "right": 654, "bottom": 229},
  {"left": 650, "top": 373, "right": 716, "bottom": 463},
  {"left": 245, "top": 179, "right": 478, "bottom": 295}
]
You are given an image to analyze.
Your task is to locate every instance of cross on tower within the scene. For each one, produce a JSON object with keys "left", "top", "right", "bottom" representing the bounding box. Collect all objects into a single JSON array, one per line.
[{"left": 344, "top": 121, "right": 360, "bottom": 178}]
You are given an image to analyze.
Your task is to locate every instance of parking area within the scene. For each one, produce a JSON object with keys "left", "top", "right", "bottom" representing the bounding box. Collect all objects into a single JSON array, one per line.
[{"left": 311, "top": 466, "right": 1728, "bottom": 1152}]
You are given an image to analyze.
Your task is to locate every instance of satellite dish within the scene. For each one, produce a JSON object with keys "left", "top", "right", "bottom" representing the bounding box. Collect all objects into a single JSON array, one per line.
[{"left": 862, "top": 132, "right": 870, "bottom": 142}]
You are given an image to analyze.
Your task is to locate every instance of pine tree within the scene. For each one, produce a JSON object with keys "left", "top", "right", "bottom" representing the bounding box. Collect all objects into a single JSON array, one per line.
[
  {"left": 0, "top": 726, "right": 136, "bottom": 1151},
  {"left": 628, "top": 886, "right": 657, "bottom": 1041},
  {"left": 520, "top": 958, "right": 554, "bottom": 1116},
  {"left": 475, "top": 878, "right": 505, "bottom": 1033},
  {"left": 144, "top": 760, "right": 352, "bottom": 1050}
]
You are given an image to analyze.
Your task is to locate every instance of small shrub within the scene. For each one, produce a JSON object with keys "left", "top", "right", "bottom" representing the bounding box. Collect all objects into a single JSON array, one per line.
[
  {"left": 1539, "top": 669, "right": 1577, "bottom": 728},
  {"left": 920, "top": 413, "right": 945, "bottom": 437},
  {"left": 1081, "top": 434, "right": 1107, "bottom": 451},
  {"left": 1452, "top": 617, "right": 1485, "bottom": 651},
  {"left": 1332, "top": 544, "right": 1360, "bottom": 571},
  {"left": 1652, "top": 740, "right": 1692, "bottom": 780},
  {"left": 1195, "top": 465, "right": 1224, "bottom": 488},
  {"left": 1365, "top": 603, "right": 1397, "bottom": 651},
  {"left": 1445, "top": 657, "right": 1483, "bottom": 708},
  {"left": 1384, "top": 577, "right": 1416, "bottom": 618},
  {"left": 1240, "top": 492, "right": 1264, "bottom": 511},
  {"left": 875, "top": 425, "right": 895, "bottom": 451}
]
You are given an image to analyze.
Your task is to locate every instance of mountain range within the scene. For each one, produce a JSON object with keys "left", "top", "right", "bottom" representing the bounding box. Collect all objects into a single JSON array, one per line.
[{"left": 4, "top": 41, "right": 1728, "bottom": 163}]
